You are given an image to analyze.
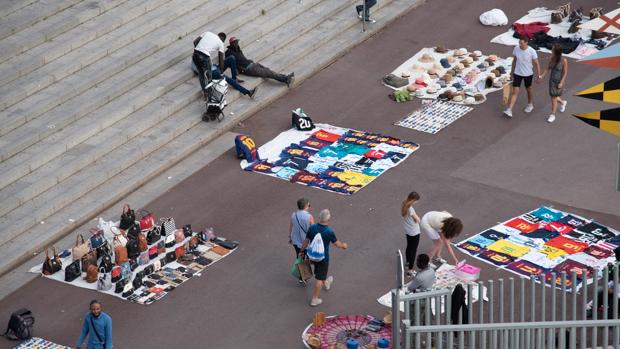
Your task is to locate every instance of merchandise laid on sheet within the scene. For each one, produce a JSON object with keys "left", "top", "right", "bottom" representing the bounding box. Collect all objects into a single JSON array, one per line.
[
  {"left": 30, "top": 205, "right": 238, "bottom": 304},
  {"left": 377, "top": 263, "right": 487, "bottom": 313},
  {"left": 456, "top": 206, "right": 619, "bottom": 289},
  {"left": 302, "top": 314, "right": 391, "bottom": 349},
  {"left": 12, "top": 337, "right": 71, "bottom": 349},
  {"left": 395, "top": 100, "right": 473, "bottom": 134},
  {"left": 240, "top": 123, "right": 419, "bottom": 195},
  {"left": 577, "top": 43, "right": 620, "bottom": 68},
  {"left": 383, "top": 47, "right": 513, "bottom": 105},
  {"left": 491, "top": 7, "right": 617, "bottom": 59}
]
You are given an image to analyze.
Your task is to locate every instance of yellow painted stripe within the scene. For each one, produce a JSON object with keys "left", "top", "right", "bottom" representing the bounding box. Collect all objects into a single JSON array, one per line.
[
  {"left": 576, "top": 82, "right": 604, "bottom": 95},
  {"left": 575, "top": 111, "right": 601, "bottom": 120},
  {"left": 602, "top": 90, "right": 620, "bottom": 104},
  {"left": 600, "top": 120, "right": 620, "bottom": 137}
]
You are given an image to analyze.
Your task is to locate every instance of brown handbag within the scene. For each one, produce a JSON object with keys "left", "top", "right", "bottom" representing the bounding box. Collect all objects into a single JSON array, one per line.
[
  {"left": 42, "top": 247, "right": 62, "bottom": 275},
  {"left": 175, "top": 245, "right": 185, "bottom": 260},
  {"left": 137, "top": 234, "right": 148, "bottom": 252},
  {"left": 114, "top": 237, "right": 128, "bottom": 265},
  {"left": 81, "top": 250, "right": 97, "bottom": 272},
  {"left": 85, "top": 264, "right": 98, "bottom": 283},
  {"left": 72, "top": 234, "right": 90, "bottom": 261}
]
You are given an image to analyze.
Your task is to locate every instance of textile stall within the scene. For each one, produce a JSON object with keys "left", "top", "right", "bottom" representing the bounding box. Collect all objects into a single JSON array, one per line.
[
  {"left": 302, "top": 314, "right": 391, "bottom": 349},
  {"left": 383, "top": 47, "right": 512, "bottom": 105},
  {"left": 11, "top": 337, "right": 71, "bottom": 349}
]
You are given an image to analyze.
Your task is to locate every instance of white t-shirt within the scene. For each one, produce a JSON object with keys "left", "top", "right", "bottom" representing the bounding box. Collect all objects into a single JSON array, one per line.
[
  {"left": 512, "top": 45, "right": 538, "bottom": 77},
  {"left": 420, "top": 211, "right": 452, "bottom": 240},
  {"left": 402, "top": 206, "right": 420, "bottom": 236},
  {"left": 195, "top": 31, "right": 225, "bottom": 59}
]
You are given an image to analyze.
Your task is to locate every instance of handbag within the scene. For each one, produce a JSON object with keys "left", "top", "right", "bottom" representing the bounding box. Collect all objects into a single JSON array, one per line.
[
  {"left": 188, "top": 235, "right": 199, "bottom": 252},
  {"left": 64, "top": 260, "right": 81, "bottom": 282},
  {"left": 42, "top": 247, "right": 62, "bottom": 275},
  {"left": 137, "top": 233, "right": 148, "bottom": 252},
  {"left": 132, "top": 270, "right": 145, "bottom": 289},
  {"left": 148, "top": 245, "right": 158, "bottom": 260},
  {"left": 97, "top": 267, "right": 113, "bottom": 291},
  {"left": 89, "top": 228, "right": 106, "bottom": 250},
  {"left": 213, "top": 237, "right": 239, "bottom": 250},
  {"left": 127, "top": 223, "right": 140, "bottom": 240},
  {"left": 119, "top": 204, "right": 136, "bottom": 230},
  {"left": 99, "top": 252, "right": 113, "bottom": 273},
  {"left": 114, "top": 241, "right": 128, "bottom": 265},
  {"left": 160, "top": 217, "right": 176, "bottom": 236},
  {"left": 147, "top": 226, "right": 161, "bottom": 245},
  {"left": 121, "top": 283, "right": 134, "bottom": 298},
  {"left": 165, "top": 251, "right": 177, "bottom": 264},
  {"left": 153, "top": 260, "right": 161, "bottom": 271},
  {"left": 80, "top": 250, "right": 97, "bottom": 272},
  {"left": 129, "top": 258, "right": 138, "bottom": 271},
  {"left": 72, "top": 234, "right": 90, "bottom": 261},
  {"left": 157, "top": 241, "right": 165, "bottom": 254},
  {"left": 175, "top": 245, "right": 185, "bottom": 260},
  {"left": 85, "top": 264, "right": 98, "bottom": 283},
  {"left": 126, "top": 239, "right": 140, "bottom": 259},
  {"left": 114, "top": 278, "right": 128, "bottom": 293},
  {"left": 165, "top": 234, "right": 176, "bottom": 248},
  {"left": 183, "top": 224, "right": 192, "bottom": 238},
  {"left": 144, "top": 264, "right": 155, "bottom": 275},
  {"left": 120, "top": 261, "right": 132, "bottom": 279},
  {"left": 111, "top": 266, "right": 122, "bottom": 283},
  {"left": 174, "top": 229, "right": 185, "bottom": 244},
  {"left": 113, "top": 229, "right": 127, "bottom": 247},
  {"left": 96, "top": 240, "right": 112, "bottom": 260},
  {"left": 138, "top": 252, "right": 150, "bottom": 265},
  {"left": 139, "top": 209, "right": 155, "bottom": 231},
  {"left": 298, "top": 258, "right": 313, "bottom": 282}
]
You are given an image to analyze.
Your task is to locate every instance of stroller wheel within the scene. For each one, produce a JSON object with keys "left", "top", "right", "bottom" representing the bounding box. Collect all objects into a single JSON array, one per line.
[{"left": 202, "top": 111, "right": 211, "bottom": 122}]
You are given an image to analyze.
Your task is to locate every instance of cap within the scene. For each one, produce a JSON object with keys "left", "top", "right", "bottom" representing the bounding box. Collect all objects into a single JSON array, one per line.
[{"left": 229, "top": 36, "right": 238, "bottom": 44}]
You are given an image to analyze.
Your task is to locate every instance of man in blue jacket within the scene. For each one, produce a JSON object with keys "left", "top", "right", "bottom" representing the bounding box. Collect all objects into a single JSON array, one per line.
[{"left": 76, "top": 300, "right": 112, "bottom": 349}]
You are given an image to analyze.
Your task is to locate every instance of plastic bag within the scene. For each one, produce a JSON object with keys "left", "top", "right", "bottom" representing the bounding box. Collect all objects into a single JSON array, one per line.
[{"left": 291, "top": 257, "right": 303, "bottom": 279}]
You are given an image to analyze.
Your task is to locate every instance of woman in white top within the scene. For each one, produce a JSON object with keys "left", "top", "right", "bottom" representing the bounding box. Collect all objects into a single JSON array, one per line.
[
  {"left": 401, "top": 192, "right": 421, "bottom": 276},
  {"left": 420, "top": 211, "right": 463, "bottom": 265}
]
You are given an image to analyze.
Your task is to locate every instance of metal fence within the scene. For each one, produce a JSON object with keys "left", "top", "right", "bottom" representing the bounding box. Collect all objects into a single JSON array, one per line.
[{"left": 391, "top": 253, "right": 620, "bottom": 349}]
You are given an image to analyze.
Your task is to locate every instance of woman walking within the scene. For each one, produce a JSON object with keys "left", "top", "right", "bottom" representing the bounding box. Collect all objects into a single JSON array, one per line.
[
  {"left": 401, "top": 192, "right": 421, "bottom": 276},
  {"left": 540, "top": 44, "right": 568, "bottom": 123}
]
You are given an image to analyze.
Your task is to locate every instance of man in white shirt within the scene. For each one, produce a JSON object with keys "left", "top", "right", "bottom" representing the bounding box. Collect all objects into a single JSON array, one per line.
[{"left": 504, "top": 36, "right": 541, "bottom": 118}]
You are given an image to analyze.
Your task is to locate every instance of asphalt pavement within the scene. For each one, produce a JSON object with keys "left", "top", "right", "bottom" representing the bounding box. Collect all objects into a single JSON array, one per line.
[{"left": 1, "top": 0, "right": 619, "bottom": 348}]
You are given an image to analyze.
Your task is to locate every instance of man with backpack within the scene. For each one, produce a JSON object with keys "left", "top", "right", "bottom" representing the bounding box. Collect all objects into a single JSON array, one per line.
[
  {"left": 76, "top": 300, "right": 112, "bottom": 349},
  {"left": 300, "top": 209, "right": 348, "bottom": 307}
]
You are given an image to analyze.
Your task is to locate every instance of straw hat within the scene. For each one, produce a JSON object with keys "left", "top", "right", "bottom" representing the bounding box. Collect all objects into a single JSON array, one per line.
[
  {"left": 427, "top": 86, "right": 438, "bottom": 94},
  {"left": 491, "top": 69, "right": 500, "bottom": 77},
  {"left": 435, "top": 45, "right": 449, "bottom": 53},
  {"left": 465, "top": 56, "right": 474, "bottom": 64},
  {"left": 406, "top": 84, "right": 417, "bottom": 92},
  {"left": 437, "top": 79, "right": 446, "bottom": 88},
  {"left": 493, "top": 79, "right": 503, "bottom": 88},
  {"left": 487, "top": 54, "right": 498, "bottom": 62},
  {"left": 433, "top": 62, "right": 443, "bottom": 70},
  {"left": 454, "top": 48, "right": 468, "bottom": 57},
  {"left": 418, "top": 53, "right": 435, "bottom": 63},
  {"left": 452, "top": 94, "right": 464, "bottom": 102},
  {"left": 442, "top": 73, "right": 454, "bottom": 82},
  {"left": 411, "top": 63, "right": 425, "bottom": 72},
  {"left": 447, "top": 55, "right": 456, "bottom": 63},
  {"left": 454, "top": 63, "right": 465, "bottom": 71},
  {"left": 401, "top": 71, "right": 410, "bottom": 78},
  {"left": 428, "top": 68, "right": 438, "bottom": 77},
  {"left": 465, "top": 96, "right": 476, "bottom": 104},
  {"left": 472, "top": 50, "right": 482, "bottom": 57},
  {"left": 474, "top": 93, "right": 485, "bottom": 101},
  {"left": 460, "top": 60, "right": 470, "bottom": 68}
]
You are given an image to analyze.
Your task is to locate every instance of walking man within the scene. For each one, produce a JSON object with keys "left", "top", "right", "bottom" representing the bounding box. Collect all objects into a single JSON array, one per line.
[
  {"left": 300, "top": 209, "right": 348, "bottom": 307},
  {"left": 226, "top": 37, "right": 295, "bottom": 87},
  {"left": 504, "top": 35, "right": 541, "bottom": 118},
  {"left": 355, "top": 0, "right": 377, "bottom": 23},
  {"left": 289, "top": 198, "right": 314, "bottom": 284},
  {"left": 76, "top": 300, "right": 112, "bottom": 349}
]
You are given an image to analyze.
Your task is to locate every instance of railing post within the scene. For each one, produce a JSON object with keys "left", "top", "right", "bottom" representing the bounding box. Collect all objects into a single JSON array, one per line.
[
  {"left": 603, "top": 266, "right": 609, "bottom": 347},
  {"left": 614, "top": 265, "right": 619, "bottom": 348},
  {"left": 571, "top": 271, "right": 577, "bottom": 349},
  {"left": 592, "top": 268, "right": 599, "bottom": 349},
  {"left": 580, "top": 269, "right": 587, "bottom": 349},
  {"left": 393, "top": 250, "right": 403, "bottom": 349}
]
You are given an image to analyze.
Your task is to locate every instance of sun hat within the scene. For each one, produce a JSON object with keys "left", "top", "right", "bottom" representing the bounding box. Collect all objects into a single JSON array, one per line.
[
  {"left": 455, "top": 48, "right": 468, "bottom": 57},
  {"left": 499, "top": 75, "right": 509, "bottom": 83},
  {"left": 418, "top": 53, "right": 435, "bottom": 63},
  {"left": 414, "top": 76, "right": 427, "bottom": 88},
  {"left": 427, "top": 86, "right": 438, "bottom": 94},
  {"left": 433, "top": 62, "right": 443, "bottom": 70},
  {"left": 465, "top": 96, "right": 476, "bottom": 104},
  {"left": 452, "top": 82, "right": 463, "bottom": 90},
  {"left": 435, "top": 45, "right": 449, "bottom": 53},
  {"left": 401, "top": 71, "right": 410, "bottom": 78},
  {"left": 460, "top": 60, "right": 470, "bottom": 68},
  {"left": 477, "top": 63, "right": 486, "bottom": 71},
  {"left": 452, "top": 94, "right": 464, "bottom": 102},
  {"left": 491, "top": 69, "right": 500, "bottom": 77},
  {"left": 447, "top": 55, "right": 456, "bottom": 63},
  {"left": 415, "top": 89, "right": 425, "bottom": 97},
  {"left": 465, "top": 57, "right": 474, "bottom": 64},
  {"left": 496, "top": 66, "right": 506, "bottom": 74},
  {"left": 482, "top": 61, "right": 490, "bottom": 68},
  {"left": 406, "top": 84, "right": 417, "bottom": 92},
  {"left": 439, "top": 58, "right": 451, "bottom": 69},
  {"left": 411, "top": 63, "right": 425, "bottom": 72},
  {"left": 487, "top": 54, "right": 498, "bottom": 61},
  {"left": 493, "top": 79, "right": 503, "bottom": 88},
  {"left": 472, "top": 50, "right": 482, "bottom": 57},
  {"left": 442, "top": 73, "right": 454, "bottom": 82},
  {"left": 428, "top": 68, "right": 438, "bottom": 77}
]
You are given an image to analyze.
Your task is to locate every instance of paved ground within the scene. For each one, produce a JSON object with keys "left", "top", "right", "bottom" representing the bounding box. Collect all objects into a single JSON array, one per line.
[{"left": 1, "top": 0, "right": 619, "bottom": 348}]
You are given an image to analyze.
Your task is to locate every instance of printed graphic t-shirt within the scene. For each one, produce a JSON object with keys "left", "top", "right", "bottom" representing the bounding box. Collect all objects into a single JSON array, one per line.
[{"left": 306, "top": 223, "right": 338, "bottom": 262}]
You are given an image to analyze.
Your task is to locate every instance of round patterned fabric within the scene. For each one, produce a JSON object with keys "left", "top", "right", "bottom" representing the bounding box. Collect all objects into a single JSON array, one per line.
[{"left": 303, "top": 315, "right": 392, "bottom": 349}]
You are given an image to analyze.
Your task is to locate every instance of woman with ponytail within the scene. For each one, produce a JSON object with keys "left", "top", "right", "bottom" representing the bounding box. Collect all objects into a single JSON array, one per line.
[{"left": 401, "top": 192, "right": 421, "bottom": 276}]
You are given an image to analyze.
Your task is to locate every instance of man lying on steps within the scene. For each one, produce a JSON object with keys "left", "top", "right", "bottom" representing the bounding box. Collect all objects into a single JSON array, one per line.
[{"left": 225, "top": 36, "right": 294, "bottom": 87}]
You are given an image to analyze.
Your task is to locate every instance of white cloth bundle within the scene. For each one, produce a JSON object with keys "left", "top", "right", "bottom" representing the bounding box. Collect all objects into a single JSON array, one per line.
[{"left": 480, "top": 9, "right": 508, "bottom": 26}]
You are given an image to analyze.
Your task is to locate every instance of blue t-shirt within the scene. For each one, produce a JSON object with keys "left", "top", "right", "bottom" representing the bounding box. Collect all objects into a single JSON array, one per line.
[{"left": 306, "top": 223, "right": 337, "bottom": 262}]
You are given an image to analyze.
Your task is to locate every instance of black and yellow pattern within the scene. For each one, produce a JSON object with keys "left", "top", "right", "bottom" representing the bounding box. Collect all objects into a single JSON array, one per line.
[
  {"left": 575, "top": 76, "right": 620, "bottom": 104},
  {"left": 573, "top": 107, "right": 620, "bottom": 137}
]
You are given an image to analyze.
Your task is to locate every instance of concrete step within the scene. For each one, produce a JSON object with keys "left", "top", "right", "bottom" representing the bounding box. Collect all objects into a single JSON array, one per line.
[
  {"left": 0, "top": 0, "right": 213, "bottom": 116},
  {"left": 0, "top": 0, "right": 38, "bottom": 18},
  {"left": 0, "top": 0, "right": 332, "bottom": 238},
  {"left": 0, "top": 0, "right": 83, "bottom": 40},
  {"left": 0, "top": 0, "right": 423, "bottom": 277},
  {"left": 0, "top": 0, "right": 269, "bottom": 158},
  {"left": 0, "top": 0, "right": 168, "bottom": 80}
]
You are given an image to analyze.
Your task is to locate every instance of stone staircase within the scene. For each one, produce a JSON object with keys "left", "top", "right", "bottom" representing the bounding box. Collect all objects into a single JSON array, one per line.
[{"left": 0, "top": 0, "right": 424, "bottom": 283}]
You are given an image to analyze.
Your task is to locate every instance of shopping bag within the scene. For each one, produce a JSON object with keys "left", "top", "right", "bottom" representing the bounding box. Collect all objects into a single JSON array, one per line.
[
  {"left": 502, "top": 84, "right": 511, "bottom": 106},
  {"left": 291, "top": 257, "right": 302, "bottom": 279},
  {"left": 298, "top": 258, "right": 313, "bottom": 282}
]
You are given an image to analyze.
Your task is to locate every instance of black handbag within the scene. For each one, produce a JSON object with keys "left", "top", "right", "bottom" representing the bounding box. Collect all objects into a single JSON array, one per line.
[
  {"left": 126, "top": 239, "right": 140, "bottom": 259},
  {"left": 64, "top": 260, "right": 81, "bottom": 282},
  {"left": 165, "top": 251, "right": 177, "bottom": 264},
  {"left": 99, "top": 253, "right": 113, "bottom": 273},
  {"left": 183, "top": 224, "right": 192, "bottom": 238},
  {"left": 96, "top": 240, "right": 112, "bottom": 260},
  {"left": 127, "top": 223, "right": 140, "bottom": 240},
  {"left": 147, "top": 227, "right": 161, "bottom": 245},
  {"left": 114, "top": 278, "right": 128, "bottom": 294},
  {"left": 144, "top": 265, "right": 154, "bottom": 276},
  {"left": 129, "top": 258, "right": 138, "bottom": 271},
  {"left": 132, "top": 271, "right": 144, "bottom": 289},
  {"left": 42, "top": 247, "right": 62, "bottom": 275},
  {"left": 213, "top": 238, "right": 239, "bottom": 250},
  {"left": 159, "top": 256, "right": 168, "bottom": 267},
  {"left": 122, "top": 285, "right": 134, "bottom": 298},
  {"left": 119, "top": 204, "right": 136, "bottom": 230}
]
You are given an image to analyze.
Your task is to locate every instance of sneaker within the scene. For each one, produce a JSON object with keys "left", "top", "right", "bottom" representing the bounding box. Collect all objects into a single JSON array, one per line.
[
  {"left": 324, "top": 276, "right": 334, "bottom": 291},
  {"left": 310, "top": 298, "right": 323, "bottom": 307},
  {"left": 247, "top": 87, "right": 258, "bottom": 99},
  {"left": 406, "top": 270, "right": 417, "bottom": 277},
  {"left": 355, "top": 7, "right": 361, "bottom": 17},
  {"left": 364, "top": 17, "right": 376, "bottom": 23},
  {"left": 503, "top": 108, "right": 513, "bottom": 118},
  {"left": 547, "top": 114, "right": 556, "bottom": 123},
  {"left": 524, "top": 103, "right": 534, "bottom": 113},
  {"left": 559, "top": 100, "right": 567, "bottom": 113},
  {"left": 429, "top": 262, "right": 438, "bottom": 269},
  {"left": 298, "top": 279, "right": 307, "bottom": 287}
]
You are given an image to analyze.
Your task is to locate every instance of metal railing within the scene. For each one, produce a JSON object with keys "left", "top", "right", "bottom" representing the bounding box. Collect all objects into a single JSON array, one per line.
[{"left": 391, "top": 252, "right": 620, "bottom": 349}]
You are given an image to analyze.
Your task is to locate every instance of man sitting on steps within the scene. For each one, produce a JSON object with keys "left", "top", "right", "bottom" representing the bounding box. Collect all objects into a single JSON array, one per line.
[
  {"left": 193, "top": 31, "right": 256, "bottom": 99},
  {"left": 225, "top": 36, "right": 294, "bottom": 87}
]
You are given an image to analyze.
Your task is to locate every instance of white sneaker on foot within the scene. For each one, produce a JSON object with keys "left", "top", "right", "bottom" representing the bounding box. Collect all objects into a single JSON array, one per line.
[
  {"left": 324, "top": 276, "right": 334, "bottom": 291},
  {"left": 503, "top": 108, "right": 513, "bottom": 118},
  {"left": 547, "top": 114, "right": 556, "bottom": 123},
  {"left": 310, "top": 298, "right": 323, "bottom": 307},
  {"left": 524, "top": 104, "right": 534, "bottom": 113},
  {"left": 559, "top": 100, "right": 567, "bottom": 113}
]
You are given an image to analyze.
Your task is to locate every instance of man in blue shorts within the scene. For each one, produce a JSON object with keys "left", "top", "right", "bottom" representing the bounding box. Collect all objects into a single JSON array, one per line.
[{"left": 300, "top": 209, "right": 348, "bottom": 307}]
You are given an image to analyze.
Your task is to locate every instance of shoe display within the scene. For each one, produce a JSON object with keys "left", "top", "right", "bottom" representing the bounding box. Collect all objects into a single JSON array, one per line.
[
  {"left": 324, "top": 276, "right": 334, "bottom": 291},
  {"left": 503, "top": 108, "right": 513, "bottom": 118},
  {"left": 310, "top": 298, "right": 323, "bottom": 307},
  {"left": 524, "top": 103, "right": 534, "bottom": 113}
]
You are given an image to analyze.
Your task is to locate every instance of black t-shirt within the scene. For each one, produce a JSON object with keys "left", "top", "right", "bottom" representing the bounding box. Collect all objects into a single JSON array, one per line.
[{"left": 225, "top": 47, "right": 252, "bottom": 70}]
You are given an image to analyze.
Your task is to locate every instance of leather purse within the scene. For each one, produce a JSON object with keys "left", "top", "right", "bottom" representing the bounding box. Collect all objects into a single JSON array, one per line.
[
  {"left": 175, "top": 246, "right": 185, "bottom": 260},
  {"left": 121, "top": 283, "right": 134, "bottom": 298},
  {"left": 160, "top": 217, "right": 176, "bottom": 236},
  {"left": 113, "top": 230, "right": 127, "bottom": 247},
  {"left": 72, "top": 234, "right": 90, "bottom": 261},
  {"left": 165, "top": 251, "right": 177, "bottom": 264},
  {"left": 157, "top": 240, "right": 165, "bottom": 254},
  {"left": 148, "top": 245, "right": 158, "bottom": 260},
  {"left": 99, "top": 253, "right": 113, "bottom": 273},
  {"left": 64, "top": 260, "right": 81, "bottom": 282},
  {"left": 213, "top": 238, "right": 239, "bottom": 250},
  {"left": 89, "top": 228, "right": 106, "bottom": 250},
  {"left": 137, "top": 234, "right": 148, "bottom": 252},
  {"left": 96, "top": 240, "right": 112, "bottom": 260},
  {"left": 188, "top": 235, "right": 199, "bottom": 252},
  {"left": 159, "top": 255, "right": 168, "bottom": 267},
  {"left": 42, "top": 247, "right": 62, "bottom": 275},
  {"left": 120, "top": 262, "right": 132, "bottom": 279},
  {"left": 138, "top": 252, "right": 149, "bottom": 265},
  {"left": 144, "top": 264, "right": 155, "bottom": 275},
  {"left": 111, "top": 266, "right": 122, "bottom": 283},
  {"left": 97, "top": 267, "right": 113, "bottom": 291},
  {"left": 127, "top": 223, "right": 141, "bottom": 240},
  {"left": 114, "top": 236, "right": 128, "bottom": 265},
  {"left": 129, "top": 258, "right": 138, "bottom": 271},
  {"left": 119, "top": 204, "right": 136, "bottom": 230},
  {"left": 175, "top": 229, "right": 185, "bottom": 244},
  {"left": 153, "top": 260, "right": 162, "bottom": 271},
  {"left": 147, "top": 226, "right": 161, "bottom": 245},
  {"left": 80, "top": 250, "right": 97, "bottom": 272},
  {"left": 85, "top": 264, "right": 98, "bottom": 283},
  {"left": 139, "top": 209, "right": 155, "bottom": 231},
  {"left": 132, "top": 270, "right": 145, "bottom": 289},
  {"left": 550, "top": 11, "right": 563, "bottom": 24},
  {"left": 114, "top": 278, "right": 128, "bottom": 293},
  {"left": 183, "top": 224, "right": 192, "bottom": 238},
  {"left": 126, "top": 239, "right": 140, "bottom": 259},
  {"left": 164, "top": 234, "right": 175, "bottom": 248}
]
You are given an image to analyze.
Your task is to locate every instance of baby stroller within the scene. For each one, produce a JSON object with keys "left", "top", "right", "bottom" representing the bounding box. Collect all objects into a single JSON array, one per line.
[{"left": 202, "top": 78, "right": 228, "bottom": 122}]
